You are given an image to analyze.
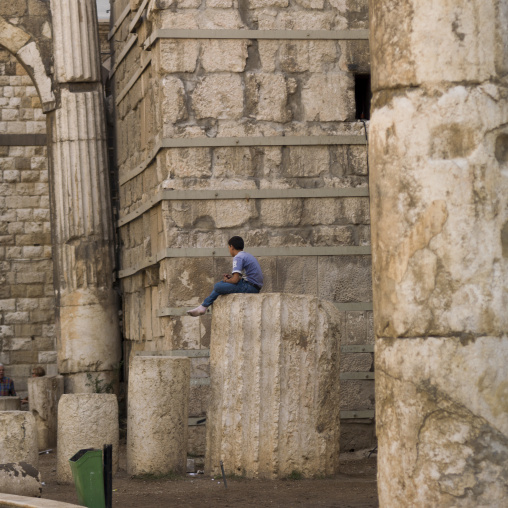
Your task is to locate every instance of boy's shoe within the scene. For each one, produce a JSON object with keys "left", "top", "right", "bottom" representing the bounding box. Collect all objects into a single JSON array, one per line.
[{"left": 187, "top": 305, "right": 207, "bottom": 317}]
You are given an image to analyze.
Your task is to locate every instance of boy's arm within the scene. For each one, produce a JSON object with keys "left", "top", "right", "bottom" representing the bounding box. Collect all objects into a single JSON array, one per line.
[{"left": 223, "top": 273, "right": 241, "bottom": 284}]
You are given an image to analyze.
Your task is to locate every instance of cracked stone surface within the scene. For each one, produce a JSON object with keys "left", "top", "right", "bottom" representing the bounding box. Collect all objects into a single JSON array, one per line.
[
  {"left": 205, "top": 293, "right": 341, "bottom": 479},
  {"left": 370, "top": 0, "right": 508, "bottom": 506},
  {"left": 376, "top": 337, "right": 508, "bottom": 507},
  {"left": 127, "top": 356, "right": 190, "bottom": 476}
]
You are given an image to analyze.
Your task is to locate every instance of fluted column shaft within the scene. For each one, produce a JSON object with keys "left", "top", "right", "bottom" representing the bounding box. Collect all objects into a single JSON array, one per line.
[
  {"left": 205, "top": 294, "right": 341, "bottom": 479},
  {"left": 369, "top": 0, "right": 508, "bottom": 506},
  {"left": 49, "top": 0, "right": 120, "bottom": 379}
]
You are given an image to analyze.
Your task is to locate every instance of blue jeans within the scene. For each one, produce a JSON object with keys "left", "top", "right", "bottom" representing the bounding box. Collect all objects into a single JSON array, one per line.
[{"left": 202, "top": 279, "right": 260, "bottom": 307}]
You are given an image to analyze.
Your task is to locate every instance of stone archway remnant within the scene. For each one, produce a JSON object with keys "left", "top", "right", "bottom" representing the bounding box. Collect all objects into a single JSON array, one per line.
[
  {"left": 1, "top": 1, "right": 121, "bottom": 390},
  {"left": 0, "top": 15, "right": 55, "bottom": 110},
  {"left": 369, "top": 0, "right": 508, "bottom": 505}
]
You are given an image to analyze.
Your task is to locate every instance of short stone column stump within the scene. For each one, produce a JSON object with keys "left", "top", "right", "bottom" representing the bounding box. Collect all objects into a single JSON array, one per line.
[
  {"left": 0, "top": 397, "right": 21, "bottom": 411},
  {"left": 0, "top": 462, "right": 42, "bottom": 497},
  {"left": 127, "top": 355, "right": 190, "bottom": 476},
  {"left": 57, "top": 394, "right": 119, "bottom": 483},
  {"left": 28, "top": 376, "right": 64, "bottom": 450},
  {"left": 205, "top": 293, "right": 341, "bottom": 479},
  {"left": 0, "top": 411, "right": 38, "bottom": 467}
]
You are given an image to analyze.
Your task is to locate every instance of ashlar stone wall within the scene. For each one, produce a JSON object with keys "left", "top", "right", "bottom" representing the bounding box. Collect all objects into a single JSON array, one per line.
[
  {"left": 0, "top": 48, "right": 56, "bottom": 398},
  {"left": 0, "top": 15, "right": 112, "bottom": 398},
  {"left": 111, "top": 0, "right": 373, "bottom": 453}
]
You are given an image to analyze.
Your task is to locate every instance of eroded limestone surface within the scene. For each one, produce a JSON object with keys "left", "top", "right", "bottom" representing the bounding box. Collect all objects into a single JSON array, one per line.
[
  {"left": 376, "top": 337, "right": 508, "bottom": 506},
  {"left": 370, "top": 0, "right": 508, "bottom": 506},
  {"left": 205, "top": 293, "right": 341, "bottom": 479},
  {"left": 56, "top": 394, "right": 118, "bottom": 483},
  {"left": 0, "top": 411, "right": 38, "bottom": 467},
  {"left": 127, "top": 356, "right": 190, "bottom": 476}
]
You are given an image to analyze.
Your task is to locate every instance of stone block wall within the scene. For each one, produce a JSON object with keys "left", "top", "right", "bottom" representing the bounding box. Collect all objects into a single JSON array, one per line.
[
  {"left": 111, "top": 0, "right": 373, "bottom": 452},
  {"left": 0, "top": 19, "right": 112, "bottom": 398},
  {"left": 0, "top": 48, "right": 56, "bottom": 398}
]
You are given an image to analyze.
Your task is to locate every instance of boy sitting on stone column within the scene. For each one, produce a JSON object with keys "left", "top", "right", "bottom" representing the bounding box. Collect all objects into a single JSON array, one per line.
[{"left": 187, "top": 236, "right": 263, "bottom": 316}]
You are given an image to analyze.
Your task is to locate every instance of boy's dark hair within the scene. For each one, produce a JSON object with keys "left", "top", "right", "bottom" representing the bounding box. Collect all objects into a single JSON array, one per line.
[{"left": 228, "top": 236, "right": 244, "bottom": 250}]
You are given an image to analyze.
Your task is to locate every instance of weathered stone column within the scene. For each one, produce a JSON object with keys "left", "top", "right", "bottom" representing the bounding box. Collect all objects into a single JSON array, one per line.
[
  {"left": 28, "top": 376, "right": 64, "bottom": 449},
  {"left": 127, "top": 355, "right": 190, "bottom": 476},
  {"left": 205, "top": 294, "right": 341, "bottom": 479},
  {"left": 0, "top": 412, "right": 38, "bottom": 467},
  {"left": 369, "top": 0, "right": 508, "bottom": 505},
  {"left": 57, "top": 394, "right": 119, "bottom": 483},
  {"left": 48, "top": 0, "right": 120, "bottom": 388}
]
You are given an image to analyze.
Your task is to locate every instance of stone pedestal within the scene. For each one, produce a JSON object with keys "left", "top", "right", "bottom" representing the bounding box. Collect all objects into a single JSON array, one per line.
[
  {"left": 127, "top": 356, "right": 190, "bottom": 476},
  {"left": 0, "top": 397, "right": 21, "bottom": 411},
  {"left": 205, "top": 294, "right": 341, "bottom": 479},
  {"left": 0, "top": 462, "right": 42, "bottom": 498},
  {"left": 0, "top": 412, "right": 38, "bottom": 467},
  {"left": 28, "top": 376, "right": 64, "bottom": 449},
  {"left": 56, "top": 394, "right": 118, "bottom": 483},
  {"left": 370, "top": 0, "right": 508, "bottom": 506}
]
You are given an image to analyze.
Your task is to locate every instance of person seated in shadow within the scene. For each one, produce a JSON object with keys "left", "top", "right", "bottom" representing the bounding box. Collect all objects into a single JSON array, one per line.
[{"left": 0, "top": 363, "right": 16, "bottom": 396}]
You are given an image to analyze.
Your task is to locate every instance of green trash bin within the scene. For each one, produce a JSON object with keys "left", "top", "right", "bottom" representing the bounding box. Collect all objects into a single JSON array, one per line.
[{"left": 69, "top": 448, "right": 106, "bottom": 508}]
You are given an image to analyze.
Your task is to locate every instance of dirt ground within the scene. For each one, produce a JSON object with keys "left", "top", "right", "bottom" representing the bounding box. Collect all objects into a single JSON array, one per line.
[{"left": 38, "top": 442, "right": 378, "bottom": 507}]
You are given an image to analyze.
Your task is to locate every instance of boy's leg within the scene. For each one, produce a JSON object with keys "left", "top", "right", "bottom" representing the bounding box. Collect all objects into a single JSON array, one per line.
[{"left": 187, "top": 280, "right": 258, "bottom": 316}]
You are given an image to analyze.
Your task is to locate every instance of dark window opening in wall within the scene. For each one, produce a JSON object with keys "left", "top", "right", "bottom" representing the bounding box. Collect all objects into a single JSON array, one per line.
[{"left": 355, "top": 74, "right": 371, "bottom": 120}]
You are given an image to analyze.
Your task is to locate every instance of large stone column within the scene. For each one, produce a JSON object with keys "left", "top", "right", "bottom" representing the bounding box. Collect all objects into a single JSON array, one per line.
[
  {"left": 48, "top": 0, "right": 120, "bottom": 388},
  {"left": 205, "top": 294, "right": 341, "bottom": 479},
  {"left": 369, "top": 0, "right": 508, "bottom": 506}
]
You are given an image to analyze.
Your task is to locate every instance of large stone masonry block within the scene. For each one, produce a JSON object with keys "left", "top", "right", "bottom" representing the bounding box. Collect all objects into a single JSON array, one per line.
[
  {"left": 28, "top": 375, "right": 64, "bottom": 449},
  {"left": 0, "top": 411, "right": 38, "bottom": 467},
  {"left": 56, "top": 394, "right": 118, "bottom": 483},
  {"left": 376, "top": 336, "right": 508, "bottom": 507},
  {"left": 192, "top": 75, "right": 244, "bottom": 120},
  {"left": 0, "top": 397, "right": 21, "bottom": 410},
  {"left": 154, "top": 40, "right": 200, "bottom": 74},
  {"left": 127, "top": 356, "right": 190, "bottom": 475},
  {"left": 301, "top": 73, "right": 355, "bottom": 122},
  {"left": 201, "top": 40, "right": 248, "bottom": 72},
  {"left": 205, "top": 293, "right": 341, "bottom": 479},
  {"left": 245, "top": 73, "right": 289, "bottom": 122}
]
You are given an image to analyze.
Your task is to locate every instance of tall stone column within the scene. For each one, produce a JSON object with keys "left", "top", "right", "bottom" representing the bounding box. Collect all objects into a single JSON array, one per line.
[
  {"left": 369, "top": 1, "right": 508, "bottom": 506},
  {"left": 49, "top": 0, "right": 120, "bottom": 389}
]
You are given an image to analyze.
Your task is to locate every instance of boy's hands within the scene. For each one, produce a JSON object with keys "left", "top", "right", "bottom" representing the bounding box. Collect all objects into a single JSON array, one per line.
[{"left": 222, "top": 274, "right": 231, "bottom": 282}]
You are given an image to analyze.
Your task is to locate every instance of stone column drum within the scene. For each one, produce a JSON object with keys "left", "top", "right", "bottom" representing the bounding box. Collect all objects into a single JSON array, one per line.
[
  {"left": 57, "top": 394, "right": 119, "bottom": 483},
  {"left": 28, "top": 376, "right": 64, "bottom": 449},
  {"left": 0, "top": 397, "right": 21, "bottom": 411},
  {"left": 0, "top": 412, "right": 38, "bottom": 467},
  {"left": 369, "top": 0, "right": 508, "bottom": 506},
  {"left": 127, "top": 356, "right": 190, "bottom": 476},
  {"left": 205, "top": 294, "right": 341, "bottom": 479}
]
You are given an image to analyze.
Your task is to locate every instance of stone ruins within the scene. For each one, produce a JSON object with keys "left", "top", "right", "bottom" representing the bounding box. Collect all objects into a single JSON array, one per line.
[{"left": 0, "top": 0, "right": 506, "bottom": 505}]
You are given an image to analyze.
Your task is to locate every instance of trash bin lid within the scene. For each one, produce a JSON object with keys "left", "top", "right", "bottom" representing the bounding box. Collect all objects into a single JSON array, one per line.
[{"left": 69, "top": 448, "right": 97, "bottom": 462}]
